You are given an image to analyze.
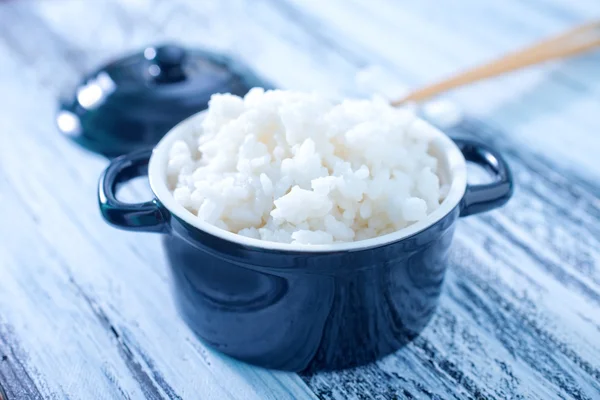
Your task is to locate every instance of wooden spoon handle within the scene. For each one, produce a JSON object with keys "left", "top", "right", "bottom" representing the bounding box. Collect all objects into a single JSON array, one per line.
[{"left": 391, "top": 21, "right": 600, "bottom": 106}]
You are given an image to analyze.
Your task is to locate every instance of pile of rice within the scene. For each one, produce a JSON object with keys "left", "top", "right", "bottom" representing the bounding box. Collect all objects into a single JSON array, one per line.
[{"left": 167, "top": 89, "right": 446, "bottom": 245}]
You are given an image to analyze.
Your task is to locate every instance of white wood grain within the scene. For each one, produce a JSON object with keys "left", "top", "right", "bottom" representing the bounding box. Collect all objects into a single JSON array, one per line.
[
  {"left": 0, "top": 2, "right": 317, "bottom": 399},
  {"left": 1, "top": 0, "right": 599, "bottom": 399},
  {"left": 283, "top": 0, "right": 600, "bottom": 182}
]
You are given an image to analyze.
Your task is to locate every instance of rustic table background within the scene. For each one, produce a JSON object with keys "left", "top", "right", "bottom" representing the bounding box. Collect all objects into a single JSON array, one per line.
[{"left": 1, "top": 0, "right": 599, "bottom": 399}]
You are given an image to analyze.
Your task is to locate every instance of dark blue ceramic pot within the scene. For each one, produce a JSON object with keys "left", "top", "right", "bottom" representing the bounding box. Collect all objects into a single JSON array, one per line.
[{"left": 98, "top": 112, "right": 513, "bottom": 372}]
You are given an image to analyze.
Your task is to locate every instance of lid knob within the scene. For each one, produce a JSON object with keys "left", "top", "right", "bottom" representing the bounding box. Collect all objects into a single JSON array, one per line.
[{"left": 144, "top": 44, "right": 187, "bottom": 83}]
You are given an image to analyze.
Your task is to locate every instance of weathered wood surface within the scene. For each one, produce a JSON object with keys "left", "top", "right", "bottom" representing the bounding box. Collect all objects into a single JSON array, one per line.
[{"left": 0, "top": 0, "right": 599, "bottom": 399}]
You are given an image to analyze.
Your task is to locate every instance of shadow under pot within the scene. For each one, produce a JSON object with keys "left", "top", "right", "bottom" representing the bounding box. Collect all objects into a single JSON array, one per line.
[{"left": 98, "top": 112, "right": 513, "bottom": 372}]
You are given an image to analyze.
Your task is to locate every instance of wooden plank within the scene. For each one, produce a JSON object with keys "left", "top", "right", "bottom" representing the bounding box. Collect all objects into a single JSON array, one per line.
[
  {"left": 211, "top": 1, "right": 600, "bottom": 398},
  {"left": 281, "top": 0, "right": 600, "bottom": 182},
  {"left": 0, "top": 0, "right": 599, "bottom": 398},
  {"left": 303, "top": 120, "right": 600, "bottom": 399},
  {"left": 0, "top": 1, "right": 317, "bottom": 399}
]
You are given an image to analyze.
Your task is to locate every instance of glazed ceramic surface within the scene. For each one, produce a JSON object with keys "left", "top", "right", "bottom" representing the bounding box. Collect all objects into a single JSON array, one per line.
[
  {"left": 98, "top": 112, "right": 513, "bottom": 371},
  {"left": 57, "top": 44, "right": 273, "bottom": 157}
]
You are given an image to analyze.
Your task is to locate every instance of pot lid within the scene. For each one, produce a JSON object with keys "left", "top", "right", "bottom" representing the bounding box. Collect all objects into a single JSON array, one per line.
[{"left": 56, "top": 43, "right": 273, "bottom": 157}]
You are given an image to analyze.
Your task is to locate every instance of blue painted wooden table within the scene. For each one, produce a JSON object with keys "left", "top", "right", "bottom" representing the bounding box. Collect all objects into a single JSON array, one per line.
[{"left": 1, "top": 0, "right": 599, "bottom": 399}]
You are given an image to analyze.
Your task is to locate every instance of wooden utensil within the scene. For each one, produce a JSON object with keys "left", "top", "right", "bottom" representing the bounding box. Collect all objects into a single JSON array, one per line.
[{"left": 391, "top": 21, "right": 600, "bottom": 106}]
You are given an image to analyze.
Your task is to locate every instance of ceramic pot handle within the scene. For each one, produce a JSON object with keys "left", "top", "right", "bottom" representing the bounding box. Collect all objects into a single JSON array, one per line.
[
  {"left": 454, "top": 138, "right": 514, "bottom": 217},
  {"left": 98, "top": 148, "right": 169, "bottom": 232}
]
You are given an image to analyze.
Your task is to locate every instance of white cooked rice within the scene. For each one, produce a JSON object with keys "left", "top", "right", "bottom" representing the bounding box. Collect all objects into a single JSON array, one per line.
[{"left": 167, "top": 89, "right": 446, "bottom": 245}]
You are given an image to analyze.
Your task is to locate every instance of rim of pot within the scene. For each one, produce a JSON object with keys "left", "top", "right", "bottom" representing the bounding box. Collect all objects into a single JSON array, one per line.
[{"left": 148, "top": 111, "right": 467, "bottom": 253}]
